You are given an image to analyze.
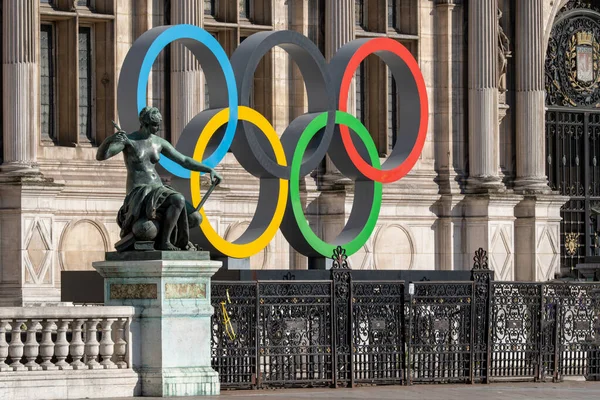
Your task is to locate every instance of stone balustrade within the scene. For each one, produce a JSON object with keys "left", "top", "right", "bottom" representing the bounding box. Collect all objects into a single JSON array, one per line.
[{"left": 0, "top": 306, "right": 133, "bottom": 373}]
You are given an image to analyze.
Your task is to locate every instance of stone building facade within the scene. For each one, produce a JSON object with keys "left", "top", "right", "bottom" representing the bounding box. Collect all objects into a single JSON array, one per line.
[{"left": 0, "top": 0, "right": 595, "bottom": 305}]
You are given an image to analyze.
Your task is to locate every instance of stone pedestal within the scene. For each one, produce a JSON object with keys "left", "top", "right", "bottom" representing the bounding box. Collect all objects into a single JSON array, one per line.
[
  {"left": 515, "top": 195, "right": 568, "bottom": 281},
  {"left": 464, "top": 194, "right": 523, "bottom": 281},
  {"left": 92, "top": 251, "right": 222, "bottom": 397},
  {"left": 0, "top": 174, "right": 64, "bottom": 306}
]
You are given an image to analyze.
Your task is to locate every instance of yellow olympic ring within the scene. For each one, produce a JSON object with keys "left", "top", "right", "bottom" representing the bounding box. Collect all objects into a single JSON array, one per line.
[{"left": 190, "top": 106, "right": 288, "bottom": 258}]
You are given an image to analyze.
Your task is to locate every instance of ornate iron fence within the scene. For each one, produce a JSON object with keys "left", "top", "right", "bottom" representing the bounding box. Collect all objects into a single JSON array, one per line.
[
  {"left": 211, "top": 269, "right": 406, "bottom": 389},
  {"left": 408, "top": 281, "right": 473, "bottom": 383},
  {"left": 211, "top": 248, "right": 600, "bottom": 390}
]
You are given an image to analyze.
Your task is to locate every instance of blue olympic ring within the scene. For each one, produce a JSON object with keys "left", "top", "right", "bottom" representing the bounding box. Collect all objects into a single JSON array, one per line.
[{"left": 135, "top": 24, "right": 238, "bottom": 178}]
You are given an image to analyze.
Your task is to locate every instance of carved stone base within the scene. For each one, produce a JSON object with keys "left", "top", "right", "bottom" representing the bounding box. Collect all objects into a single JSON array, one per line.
[
  {"left": 465, "top": 176, "right": 506, "bottom": 194},
  {"left": 139, "top": 366, "right": 219, "bottom": 397},
  {"left": 514, "top": 194, "right": 569, "bottom": 281},
  {"left": 92, "top": 253, "right": 222, "bottom": 397},
  {"left": 513, "top": 176, "right": 552, "bottom": 194}
]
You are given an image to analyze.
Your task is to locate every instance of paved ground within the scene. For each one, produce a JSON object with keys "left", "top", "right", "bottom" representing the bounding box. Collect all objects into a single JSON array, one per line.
[{"left": 98, "top": 381, "right": 600, "bottom": 400}]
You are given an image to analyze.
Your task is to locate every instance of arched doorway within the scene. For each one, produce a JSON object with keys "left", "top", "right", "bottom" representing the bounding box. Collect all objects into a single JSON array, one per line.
[{"left": 545, "top": 1, "right": 600, "bottom": 273}]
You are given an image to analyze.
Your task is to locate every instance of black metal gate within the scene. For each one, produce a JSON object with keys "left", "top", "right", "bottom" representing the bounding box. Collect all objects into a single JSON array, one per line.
[
  {"left": 408, "top": 282, "right": 473, "bottom": 383},
  {"left": 545, "top": 110, "right": 600, "bottom": 272},
  {"left": 544, "top": 282, "right": 600, "bottom": 380},
  {"left": 210, "top": 249, "right": 600, "bottom": 389},
  {"left": 490, "top": 283, "right": 542, "bottom": 380},
  {"left": 352, "top": 281, "right": 405, "bottom": 384},
  {"left": 545, "top": 3, "right": 600, "bottom": 273},
  {"left": 211, "top": 272, "right": 405, "bottom": 389}
]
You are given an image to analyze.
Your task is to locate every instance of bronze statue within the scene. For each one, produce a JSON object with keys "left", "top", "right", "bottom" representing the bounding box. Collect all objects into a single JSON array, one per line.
[{"left": 96, "top": 106, "right": 222, "bottom": 251}]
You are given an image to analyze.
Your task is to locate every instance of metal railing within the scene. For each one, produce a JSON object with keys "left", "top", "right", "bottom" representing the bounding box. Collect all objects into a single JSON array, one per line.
[{"left": 211, "top": 248, "right": 600, "bottom": 389}]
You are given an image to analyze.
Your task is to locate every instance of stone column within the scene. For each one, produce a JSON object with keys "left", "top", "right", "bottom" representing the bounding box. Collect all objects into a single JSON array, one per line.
[
  {"left": 435, "top": 0, "right": 464, "bottom": 194},
  {"left": 2, "top": 0, "right": 39, "bottom": 174},
  {"left": 324, "top": 0, "right": 355, "bottom": 180},
  {"left": 170, "top": 1, "right": 203, "bottom": 144},
  {"left": 434, "top": 0, "right": 466, "bottom": 271},
  {"left": 514, "top": 0, "right": 550, "bottom": 192},
  {"left": 467, "top": 0, "right": 502, "bottom": 191},
  {"left": 325, "top": 0, "right": 355, "bottom": 114}
]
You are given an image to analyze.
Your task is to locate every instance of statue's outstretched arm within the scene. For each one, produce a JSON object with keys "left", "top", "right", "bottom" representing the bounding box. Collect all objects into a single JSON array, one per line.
[
  {"left": 96, "top": 132, "right": 127, "bottom": 161},
  {"left": 159, "top": 137, "right": 218, "bottom": 177}
]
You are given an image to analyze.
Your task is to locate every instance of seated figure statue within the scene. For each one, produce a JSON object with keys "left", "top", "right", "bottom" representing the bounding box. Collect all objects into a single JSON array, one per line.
[{"left": 96, "top": 106, "right": 221, "bottom": 251}]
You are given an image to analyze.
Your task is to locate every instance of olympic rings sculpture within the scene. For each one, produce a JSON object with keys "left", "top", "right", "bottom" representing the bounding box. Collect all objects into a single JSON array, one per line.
[{"left": 117, "top": 24, "right": 428, "bottom": 259}]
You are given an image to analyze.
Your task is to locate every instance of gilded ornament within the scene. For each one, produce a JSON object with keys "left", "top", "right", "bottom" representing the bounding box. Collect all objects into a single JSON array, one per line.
[{"left": 565, "top": 232, "right": 580, "bottom": 256}]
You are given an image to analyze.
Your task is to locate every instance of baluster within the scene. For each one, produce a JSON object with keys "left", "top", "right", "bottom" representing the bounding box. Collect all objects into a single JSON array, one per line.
[
  {"left": 70, "top": 319, "right": 86, "bottom": 369},
  {"left": 39, "top": 320, "right": 57, "bottom": 370},
  {"left": 55, "top": 319, "right": 71, "bottom": 370},
  {"left": 99, "top": 318, "right": 116, "bottom": 369},
  {"left": 0, "top": 320, "right": 9, "bottom": 372},
  {"left": 24, "top": 319, "right": 41, "bottom": 370},
  {"left": 114, "top": 318, "right": 128, "bottom": 369},
  {"left": 9, "top": 320, "right": 26, "bottom": 371},
  {"left": 85, "top": 319, "right": 101, "bottom": 369}
]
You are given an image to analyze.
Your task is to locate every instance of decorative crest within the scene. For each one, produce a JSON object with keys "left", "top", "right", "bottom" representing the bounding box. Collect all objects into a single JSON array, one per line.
[
  {"left": 331, "top": 245, "right": 350, "bottom": 269},
  {"left": 565, "top": 232, "right": 580, "bottom": 256},
  {"left": 577, "top": 31, "right": 594, "bottom": 46},
  {"left": 472, "top": 248, "right": 489, "bottom": 270},
  {"left": 561, "top": 0, "right": 600, "bottom": 15}
]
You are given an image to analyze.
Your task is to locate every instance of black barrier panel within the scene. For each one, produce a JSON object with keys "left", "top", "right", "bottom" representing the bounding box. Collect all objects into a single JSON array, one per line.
[
  {"left": 61, "top": 271, "right": 104, "bottom": 304},
  {"left": 490, "top": 283, "right": 542, "bottom": 380},
  {"left": 408, "top": 282, "right": 474, "bottom": 384},
  {"left": 210, "top": 253, "right": 600, "bottom": 389},
  {"left": 211, "top": 276, "right": 405, "bottom": 389}
]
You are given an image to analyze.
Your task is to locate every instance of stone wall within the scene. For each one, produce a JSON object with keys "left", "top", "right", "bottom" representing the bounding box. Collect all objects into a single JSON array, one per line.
[{"left": 0, "top": 0, "right": 570, "bottom": 305}]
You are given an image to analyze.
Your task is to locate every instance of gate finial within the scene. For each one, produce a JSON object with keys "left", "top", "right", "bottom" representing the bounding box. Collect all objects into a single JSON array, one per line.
[
  {"left": 472, "top": 248, "right": 489, "bottom": 270},
  {"left": 331, "top": 245, "right": 350, "bottom": 269}
]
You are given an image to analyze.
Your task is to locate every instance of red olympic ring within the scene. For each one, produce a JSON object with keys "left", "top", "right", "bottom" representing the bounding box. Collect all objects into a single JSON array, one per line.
[{"left": 338, "top": 38, "right": 429, "bottom": 183}]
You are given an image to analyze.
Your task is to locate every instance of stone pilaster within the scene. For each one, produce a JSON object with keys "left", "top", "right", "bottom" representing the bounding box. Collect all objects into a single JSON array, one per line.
[
  {"left": 467, "top": 0, "right": 502, "bottom": 191},
  {"left": 170, "top": 1, "right": 203, "bottom": 144},
  {"left": 2, "top": 0, "right": 39, "bottom": 174},
  {"left": 514, "top": 0, "right": 550, "bottom": 192},
  {"left": 435, "top": 0, "right": 464, "bottom": 194},
  {"left": 434, "top": 0, "right": 466, "bottom": 271}
]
